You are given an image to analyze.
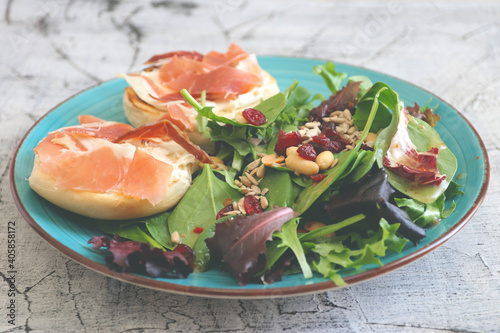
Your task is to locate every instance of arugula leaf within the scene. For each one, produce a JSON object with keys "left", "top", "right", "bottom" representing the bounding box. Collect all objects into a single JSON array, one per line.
[
  {"left": 167, "top": 164, "right": 241, "bottom": 248},
  {"left": 313, "top": 62, "right": 347, "bottom": 94},
  {"left": 274, "top": 81, "right": 320, "bottom": 133},
  {"left": 308, "top": 219, "right": 407, "bottom": 286},
  {"left": 272, "top": 218, "right": 312, "bottom": 278},
  {"left": 348, "top": 75, "right": 373, "bottom": 98},
  {"left": 445, "top": 180, "right": 464, "bottom": 199},
  {"left": 257, "top": 214, "right": 366, "bottom": 278}
]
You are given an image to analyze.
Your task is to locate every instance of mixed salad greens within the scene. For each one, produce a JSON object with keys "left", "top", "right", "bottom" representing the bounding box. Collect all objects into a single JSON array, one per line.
[{"left": 89, "top": 62, "right": 463, "bottom": 286}]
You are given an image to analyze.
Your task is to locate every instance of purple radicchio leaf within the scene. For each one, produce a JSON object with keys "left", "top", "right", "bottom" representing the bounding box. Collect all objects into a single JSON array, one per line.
[
  {"left": 309, "top": 81, "right": 362, "bottom": 122},
  {"left": 383, "top": 108, "right": 445, "bottom": 186},
  {"left": 88, "top": 234, "right": 193, "bottom": 279},
  {"left": 407, "top": 102, "right": 441, "bottom": 127},
  {"left": 205, "top": 206, "right": 297, "bottom": 285}
]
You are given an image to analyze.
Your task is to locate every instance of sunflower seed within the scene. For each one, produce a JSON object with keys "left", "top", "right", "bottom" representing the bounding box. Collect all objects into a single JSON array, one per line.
[{"left": 260, "top": 196, "right": 269, "bottom": 209}]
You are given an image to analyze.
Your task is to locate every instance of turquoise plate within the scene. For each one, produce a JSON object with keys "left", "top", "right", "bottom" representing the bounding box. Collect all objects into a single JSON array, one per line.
[{"left": 10, "top": 56, "right": 489, "bottom": 298}]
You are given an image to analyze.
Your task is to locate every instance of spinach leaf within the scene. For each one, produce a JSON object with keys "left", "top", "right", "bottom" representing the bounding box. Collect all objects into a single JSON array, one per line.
[
  {"left": 94, "top": 213, "right": 170, "bottom": 249},
  {"left": 117, "top": 225, "right": 164, "bottom": 249},
  {"left": 253, "top": 93, "right": 287, "bottom": 127},
  {"left": 291, "top": 174, "right": 313, "bottom": 188},
  {"left": 313, "top": 62, "right": 347, "bottom": 94},
  {"left": 338, "top": 150, "right": 376, "bottom": 184},
  {"left": 167, "top": 164, "right": 241, "bottom": 248},
  {"left": 144, "top": 211, "right": 172, "bottom": 249},
  {"left": 353, "top": 82, "right": 398, "bottom": 132},
  {"left": 258, "top": 167, "right": 295, "bottom": 208}
]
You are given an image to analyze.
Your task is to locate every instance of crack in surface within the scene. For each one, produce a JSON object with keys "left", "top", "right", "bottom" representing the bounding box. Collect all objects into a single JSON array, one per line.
[
  {"left": 366, "top": 322, "right": 481, "bottom": 333},
  {"left": 348, "top": 287, "right": 374, "bottom": 332},
  {"left": 463, "top": 22, "right": 496, "bottom": 40},
  {"left": 110, "top": 6, "right": 143, "bottom": 72},
  {"left": 293, "top": 24, "right": 331, "bottom": 56},
  {"left": 64, "top": 260, "right": 86, "bottom": 331},
  {"left": 477, "top": 253, "right": 498, "bottom": 279},
  {"left": 50, "top": 42, "right": 101, "bottom": 83},
  {"left": 314, "top": 292, "right": 348, "bottom": 311},
  {"left": 5, "top": 0, "right": 14, "bottom": 24}
]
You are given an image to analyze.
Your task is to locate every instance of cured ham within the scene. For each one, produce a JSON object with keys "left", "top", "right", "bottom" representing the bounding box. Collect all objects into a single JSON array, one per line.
[
  {"left": 31, "top": 116, "right": 208, "bottom": 208},
  {"left": 114, "top": 120, "right": 212, "bottom": 164},
  {"left": 120, "top": 43, "right": 280, "bottom": 142},
  {"left": 383, "top": 109, "right": 445, "bottom": 186},
  {"left": 145, "top": 50, "right": 203, "bottom": 65},
  {"left": 158, "top": 104, "right": 193, "bottom": 132},
  {"left": 153, "top": 43, "right": 262, "bottom": 101}
]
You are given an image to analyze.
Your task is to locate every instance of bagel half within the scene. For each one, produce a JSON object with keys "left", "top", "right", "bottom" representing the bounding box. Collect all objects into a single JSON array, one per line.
[
  {"left": 120, "top": 44, "right": 280, "bottom": 148},
  {"left": 29, "top": 155, "right": 191, "bottom": 220},
  {"left": 29, "top": 117, "right": 209, "bottom": 220}
]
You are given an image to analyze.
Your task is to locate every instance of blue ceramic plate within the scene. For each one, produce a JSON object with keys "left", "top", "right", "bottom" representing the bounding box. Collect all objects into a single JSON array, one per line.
[{"left": 11, "top": 56, "right": 489, "bottom": 298}]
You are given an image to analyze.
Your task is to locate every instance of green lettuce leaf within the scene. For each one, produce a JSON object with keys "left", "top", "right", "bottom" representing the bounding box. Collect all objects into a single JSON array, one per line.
[
  {"left": 313, "top": 62, "right": 347, "bottom": 94},
  {"left": 272, "top": 218, "right": 312, "bottom": 278}
]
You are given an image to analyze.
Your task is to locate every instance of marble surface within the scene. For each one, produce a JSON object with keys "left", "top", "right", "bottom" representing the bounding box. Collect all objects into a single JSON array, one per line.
[{"left": 1, "top": 0, "right": 499, "bottom": 332}]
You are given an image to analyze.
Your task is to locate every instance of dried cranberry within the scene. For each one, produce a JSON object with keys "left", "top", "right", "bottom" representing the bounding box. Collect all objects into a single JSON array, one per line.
[
  {"left": 173, "top": 244, "right": 194, "bottom": 266},
  {"left": 193, "top": 227, "right": 204, "bottom": 234},
  {"left": 274, "top": 129, "right": 302, "bottom": 156},
  {"left": 243, "top": 108, "right": 267, "bottom": 126},
  {"left": 322, "top": 124, "right": 349, "bottom": 147},
  {"left": 297, "top": 144, "right": 317, "bottom": 161},
  {"left": 244, "top": 195, "right": 263, "bottom": 215},
  {"left": 311, "top": 134, "right": 343, "bottom": 154},
  {"left": 216, "top": 205, "right": 234, "bottom": 219},
  {"left": 361, "top": 143, "right": 374, "bottom": 151},
  {"left": 310, "top": 174, "right": 327, "bottom": 183}
]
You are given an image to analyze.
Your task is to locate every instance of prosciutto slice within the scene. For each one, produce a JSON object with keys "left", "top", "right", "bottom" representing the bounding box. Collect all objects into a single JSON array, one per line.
[
  {"left": 152, "top": 43, "right": 263, "bottom": 101},
  {"left": 114, "top": 120, "right": 212, "bottom": 164},
  {"left": 33, "top": 116, "right": 207, "bottom": 205}
]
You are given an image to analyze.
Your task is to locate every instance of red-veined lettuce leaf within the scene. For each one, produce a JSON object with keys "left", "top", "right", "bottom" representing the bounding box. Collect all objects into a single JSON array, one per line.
[{"left": 205, "top": 207, "right": 297, "bottom": 285}]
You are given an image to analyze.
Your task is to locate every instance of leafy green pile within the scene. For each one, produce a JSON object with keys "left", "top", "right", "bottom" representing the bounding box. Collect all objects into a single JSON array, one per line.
[{"left": 92, "top": 62, "right": 462, "bottom": 286}]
